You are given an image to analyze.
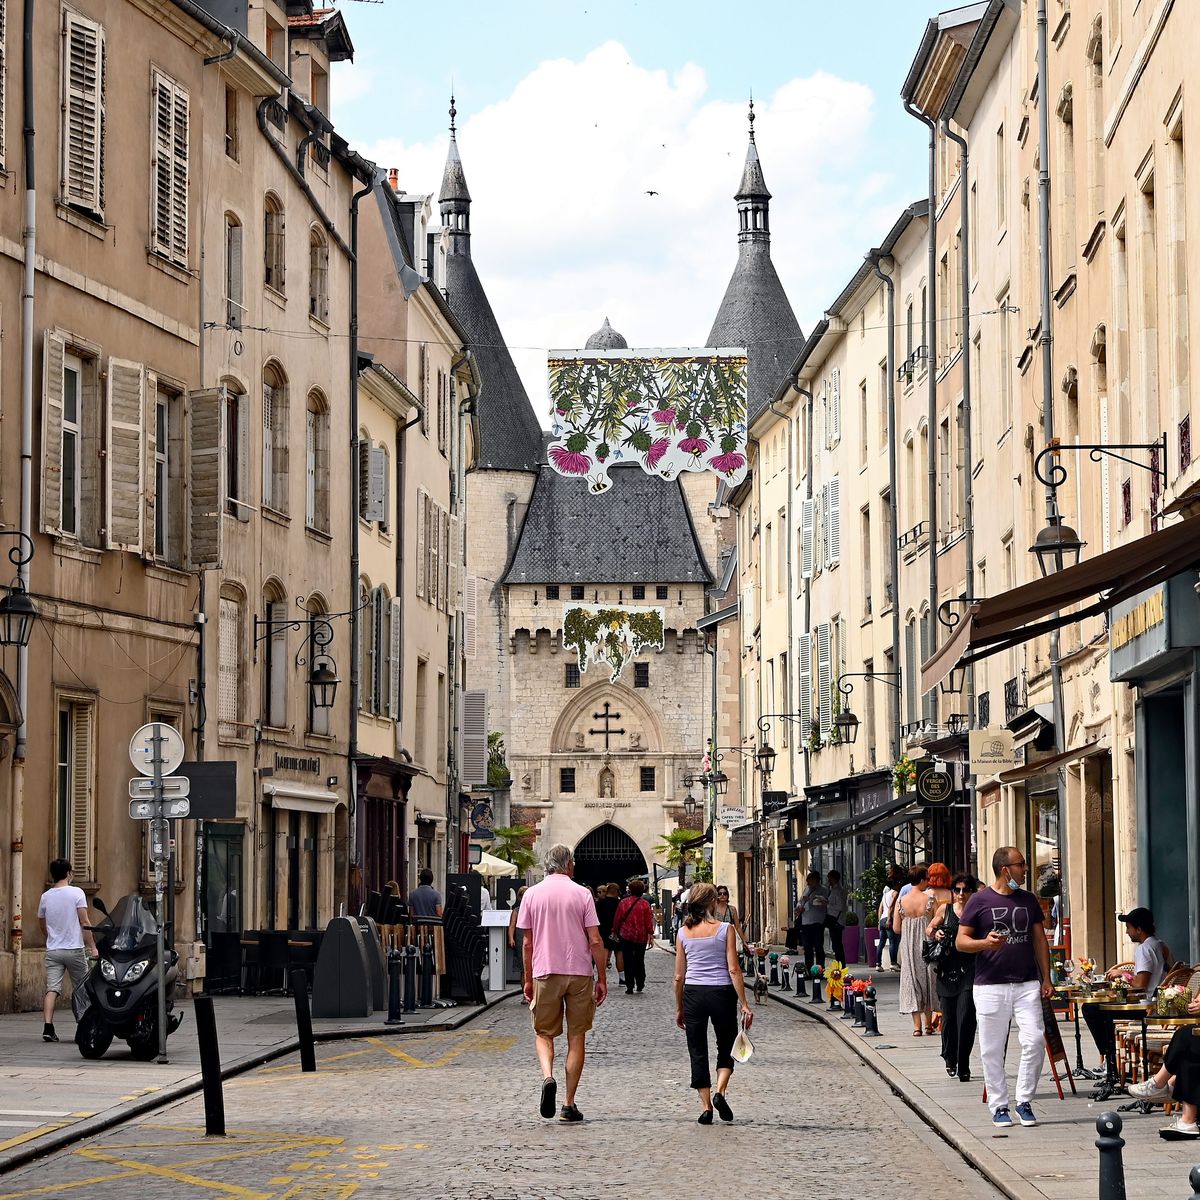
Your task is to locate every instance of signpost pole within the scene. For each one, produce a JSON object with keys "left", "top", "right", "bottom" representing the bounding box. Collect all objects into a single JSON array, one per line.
[{"left": 151, "top": 724, "right": 169, "bottom": 1064}]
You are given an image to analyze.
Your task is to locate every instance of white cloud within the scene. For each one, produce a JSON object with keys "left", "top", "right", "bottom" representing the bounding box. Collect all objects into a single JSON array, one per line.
[{"left": 353, "top": 42, "right": 909, "bottom": 423}]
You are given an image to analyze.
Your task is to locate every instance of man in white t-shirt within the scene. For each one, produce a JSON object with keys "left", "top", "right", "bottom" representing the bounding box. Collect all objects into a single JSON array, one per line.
[
  {"left": 38, "top": 859, "right": 96, "bottom": 1043},
  {"left": 1113, "top": 907, "right": 1166, "bottom": 995}
]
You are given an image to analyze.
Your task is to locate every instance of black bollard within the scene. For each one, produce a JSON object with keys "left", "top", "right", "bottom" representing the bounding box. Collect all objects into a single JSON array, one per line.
[
  {"left": 841, "top": 988, "right": 858, "bottom": 1020},
  {"left": 291, "top": 968, "right": 316, "bottom": 1073},
  {"left": 793, "top": 963, "right": 805, "bottom": 994},
  {"left": 863, "top": 985, "right": 881, "bottom": 1036},
  {"left": 810, "top": 974, "right": 823, "bottom": 1004},
  {"left": 419, "top": 931, "right": 435, "bottom": 1007},
  {"left": 194, "top": 996, "right": 225, "bottom": 1137},
  {"left": 1095, "top": 1112, "right": 1126, "bottom": 1200},
  {"left": 853, "top": 995, "right": 866, "bottom": 1026},
  {"left": 403, "top": 942, "right": 419, "bottom": 1012},
  {"left": 769, "top": 959, "right": 779, "bottom": 986},
  {"left": 385, "top": 948, "right": 404, "bottom": 1025},
  {"left": 1188, "top": 1165, "right": 1200, "bottom": 1200},
  {"left": 828, "top": 983, "right": 842, "bottom": 1012},
  {"left": 780, "top": 962, "right": 791, "bottom": 991}
]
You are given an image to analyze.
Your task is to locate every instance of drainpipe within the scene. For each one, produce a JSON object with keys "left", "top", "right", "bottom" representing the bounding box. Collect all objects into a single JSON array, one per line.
[
  {"left": 1036, "top": 0, "right": 1070, "bottom": 929},
  {"left": 767, "top": 396, "right": 795, "bottom": 797},
  {"left": 905, "top": 100, "right": 939, "bottom": 706},
  {"left": 943, "top": 118, "right": 979, "bottom": 871},
  {"left": 11, "top": 0, "right": 37, "bottom": 997},
  {"left": 868, "top": 255, "right": 902, "bottom": 764}
]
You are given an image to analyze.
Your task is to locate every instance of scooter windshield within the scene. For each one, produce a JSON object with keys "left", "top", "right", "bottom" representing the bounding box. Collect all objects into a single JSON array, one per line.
[{"left": 97, "top": 896, "right": 160, "bottom": 955}]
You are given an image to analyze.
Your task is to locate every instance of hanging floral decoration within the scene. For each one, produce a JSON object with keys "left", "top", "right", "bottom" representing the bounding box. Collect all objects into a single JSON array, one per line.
[
  {"left": 547, "top": 349, "right": 748, "bottom": 492},
  {"left": 893, "top": 755, "right": 917, "bottom": 796},
  {"left": 562, "top": 604, "right": 666, "bottom": 683}
]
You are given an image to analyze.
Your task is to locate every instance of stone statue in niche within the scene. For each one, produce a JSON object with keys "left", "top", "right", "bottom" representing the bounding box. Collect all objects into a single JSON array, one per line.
[
  {"left": 599, "top": 768, "right": 615, "bottom": 798},
  {"left": 628, "top": 731, "right": 642, "bottom": 750},
  {"left": 521, "top": 772, "right": 532, "bottom": 790},
  {"left": 574, "top": 732, "right": 585, "bottom": 750}
]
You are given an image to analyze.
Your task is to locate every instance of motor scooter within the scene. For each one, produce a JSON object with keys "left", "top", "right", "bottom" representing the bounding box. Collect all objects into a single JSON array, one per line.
[{"left": 74, "top": 895, "right": 183, "bottom": 1060}]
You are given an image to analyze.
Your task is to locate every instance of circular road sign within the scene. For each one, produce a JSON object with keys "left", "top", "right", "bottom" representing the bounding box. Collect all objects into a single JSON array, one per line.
[
  {"left": 917, "top": 765, "right": 954, "bottom": 805},
  {"left": 129, "top": 722, "right": 186, "bottom": 777}
]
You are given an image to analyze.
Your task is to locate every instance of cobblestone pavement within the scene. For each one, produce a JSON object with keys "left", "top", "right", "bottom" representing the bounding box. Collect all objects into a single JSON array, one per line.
[{"left": 0, "top": 952, "right": 1000, "bottom": 1200}]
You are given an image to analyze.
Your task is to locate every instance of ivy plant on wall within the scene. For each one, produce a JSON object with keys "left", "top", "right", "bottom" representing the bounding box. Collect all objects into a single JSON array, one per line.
[
  {"left": 547, "top": 350, "right": 748, "bottom": 492},
  {"left": 562, "top": 604, "right": 665, "bottom": 683}
]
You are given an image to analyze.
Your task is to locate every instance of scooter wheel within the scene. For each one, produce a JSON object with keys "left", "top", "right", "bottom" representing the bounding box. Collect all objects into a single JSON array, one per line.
[
  {"left": 127, "top": 1038, "right": 157, "bottom": 1062},
  {"left": 76, "top": 1011, "right": 113, "bottom": 1060}
]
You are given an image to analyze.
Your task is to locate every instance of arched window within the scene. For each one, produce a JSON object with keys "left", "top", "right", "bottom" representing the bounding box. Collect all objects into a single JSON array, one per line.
[
  {"left": 264, "top": 193, "right": 285, "bottom": 292},
  {"left": 262, "top": 362, "right": 289, "bottom": 514},
  {"left": 218, "top": 585, "right": 246, "bottom": 738},
  {"left": 309, "top": 228, "right": 329, "bottom": 323},
  {"left": 306, "top": 390, "right": 330, "bottom": 532},
  {"left": 373, "top": 585, "right": 390, "bottom": 715},
  {"left": 225, "top": 213, "right": 243, "bottom": 328},
  {"left": 377, "top": 444, "right": 391, "bottom": 534},
  {"left": 222, "top": 377, "right": 249, "bottom": 520},
  {"left": 262, "top": 580, "right": 288, "bottom": 729},
  {"left": 358, "top": 580, "right": 372, "bottom": 714}
]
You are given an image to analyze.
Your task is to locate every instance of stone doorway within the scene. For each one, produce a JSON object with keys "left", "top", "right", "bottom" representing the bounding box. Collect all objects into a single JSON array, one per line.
[{"left": 572, "top": 823, "right": 647, "bottom": 894}]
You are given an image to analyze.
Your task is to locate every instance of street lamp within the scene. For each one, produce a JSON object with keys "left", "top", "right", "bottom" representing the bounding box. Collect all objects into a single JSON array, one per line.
[
  {"left": 833, "top": 671, "right": 900, "bottom": 749},
  {"left": 709, "top": 769, "right": 729, "bottom": 797},
  {"left": 309, "top": 656, "right": 340, "bottom": 710},
  {"left": 1030, "top": 512, "right": 1085, "bottom": 578},
  {"left": 755, "top": 741, "right": 776, "bottom": 777},
  {"left": 833, "top": 706, "right": 860, "bottom": 745},
  {"left": 939, "top": 662, "right": 967, "bottom": 696},
  {"left": 682, "top": 792, "right": 698, "bottom": 819},
  {"left": 0, "top": 533, "right": 37, "bottom": 648}
]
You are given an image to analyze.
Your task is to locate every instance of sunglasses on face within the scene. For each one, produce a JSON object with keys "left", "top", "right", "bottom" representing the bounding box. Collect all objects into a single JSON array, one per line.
[{"left": 953, "top": 886, "right": 968, "bottom": 893}]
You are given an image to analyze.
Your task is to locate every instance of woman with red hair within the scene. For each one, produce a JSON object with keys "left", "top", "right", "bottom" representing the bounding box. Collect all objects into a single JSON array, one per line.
[{"left": 926, "top": 863, "right": 954, "bottom": 907}]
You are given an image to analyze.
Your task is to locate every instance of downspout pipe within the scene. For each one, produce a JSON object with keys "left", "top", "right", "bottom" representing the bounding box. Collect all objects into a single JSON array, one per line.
[
  {"left": 943, "top": 117, "right": 979, "bottom": 870},
  {"left": 767, "top": 396, "right": 795, "bottom": 796},
  {"left": 905, "top": 99, "right": 939, "bottom": 706},
  {"left": 11, "top": 0, "right": 37, "bottom": 992},
  {"left": 868, "top": 255, "right": 902, "bottom": 763},
  {"left": 1035, "top": 0, "right": 1070, "bottom": 928},
  {"left": 796, "top": 384, "right": 815, "bottom": 761}
]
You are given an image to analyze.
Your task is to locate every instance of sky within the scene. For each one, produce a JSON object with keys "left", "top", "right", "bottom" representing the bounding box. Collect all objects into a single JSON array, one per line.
[{"left": 330, "top": 1, "right": 939, "bottom": 418}]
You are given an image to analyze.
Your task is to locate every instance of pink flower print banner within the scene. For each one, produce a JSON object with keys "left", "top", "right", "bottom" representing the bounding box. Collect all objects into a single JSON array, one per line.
[{"left": 547, "top": 349, "right": 748, "bottom": 493}]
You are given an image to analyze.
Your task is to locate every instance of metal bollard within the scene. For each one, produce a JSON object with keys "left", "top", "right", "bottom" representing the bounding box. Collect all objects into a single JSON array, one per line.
[
  {"left": 842, "top": 984, "right": 858, "bottom": 1020},
  {"left": 794, "top": 962, "right": 805, "bottom": 994},
  {"left": 828, "top": 981, "right": 842, "bottom": 1011},
  {"left": 1095, "top": 1112, "right": 1126, "bottom": 1200},
  {"left": 291, "top": 968, "right": 316, "bottom": 1073},
  {"left": 863, "top": 985, "right": 881, "bottom": 1036},
  {"left": 403, "top": 942, "right": 419, "bottom": 1012},
  {"left": 1188, "top": 1165, "right": 1200, "bottom": 1200},
  {"left": 768, "top": 954, "right": 780, "bottom": 986},
  {"left": 193, "top": 995, "right": 225, "bottom": 1137},
  {"left": 779, "top": 956, "right": 792, "bottom": 991},
  {"left": 809, "top": 970, "right": 823, "bottom": 1005},
  {"left": 419, "top": 931, "right": 436, "bottom": 1007},
  {"left": 853, "top": 995, "right": 866, "bottom": 1026},
  {"left": 385, "top": 948, "right": 404, "bottom": 1025}
]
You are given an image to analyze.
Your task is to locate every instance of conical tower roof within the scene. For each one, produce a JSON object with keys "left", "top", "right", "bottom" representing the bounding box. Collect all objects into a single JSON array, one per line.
[
  {"left": 584, "top": 317, "right": 629, "bottom": 351},
  {"left": 439, "top": 96, "right": 471, "bottom": 205}
]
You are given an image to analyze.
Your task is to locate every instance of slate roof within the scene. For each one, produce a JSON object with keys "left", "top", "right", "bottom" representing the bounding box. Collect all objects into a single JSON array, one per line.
[
  {"left": 583, "top": 317, "right": 629, "bottom": 350},
  {"left": 737, "top": 135, "right": 770, "bottom": 200},
  {"left": 439, "top": 135, "right": 471, "bottom": 205},
  {"left": 504, "top": 462, "right": 713, "bottom": 585}
]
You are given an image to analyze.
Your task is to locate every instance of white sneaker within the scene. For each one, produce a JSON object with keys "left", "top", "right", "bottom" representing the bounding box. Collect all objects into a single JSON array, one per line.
[
  {"left": 1159, "top": 1117, "right": 1200, "bottom": 1141},
  {"left": 1129, "top": 1077, "right": 1172, "bottom": 1102}
]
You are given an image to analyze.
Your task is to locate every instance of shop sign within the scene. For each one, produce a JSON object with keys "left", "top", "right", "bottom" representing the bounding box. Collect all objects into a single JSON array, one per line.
[
  {"left": 968, "top": 728, "right": 1020, "bottom": 775},
  {"left": 916, "top": 763, "right": 954, "bottom": 805},
  {"left": 717, "top": 806, "right": 746, "bottom": 827},
  {"left": 274, "top": 752, "right": 321, "bottom": 775},
  {"left": 1108, "top": 573, "right": 1200, "bottom": 683},
  {"left": 728, "top": 822, "right": 759, "bottom": 853},
  {"left": 760, "top": 791, "right": 789, "bottom": 817}
]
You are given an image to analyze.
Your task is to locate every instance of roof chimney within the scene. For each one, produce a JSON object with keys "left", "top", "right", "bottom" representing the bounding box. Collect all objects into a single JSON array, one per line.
[{"left": 387, "top": 167, "right": 400, "bottom": 192}]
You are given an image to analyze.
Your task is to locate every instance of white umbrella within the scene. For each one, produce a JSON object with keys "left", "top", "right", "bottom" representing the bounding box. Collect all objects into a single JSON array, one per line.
[{"left": 476, "top": 850, "right": 519, "bottom": 877}]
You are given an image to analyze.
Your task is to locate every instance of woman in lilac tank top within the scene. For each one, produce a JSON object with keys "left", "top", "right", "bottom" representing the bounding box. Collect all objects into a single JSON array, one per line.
[{"left": 673, "top": 882, "right": 754, "bottom": 1124}]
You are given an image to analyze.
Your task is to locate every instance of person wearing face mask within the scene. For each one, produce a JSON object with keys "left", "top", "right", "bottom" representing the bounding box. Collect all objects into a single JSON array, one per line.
[{"left": 956, "top": 846, "right": 1053, "bottom": 1131}]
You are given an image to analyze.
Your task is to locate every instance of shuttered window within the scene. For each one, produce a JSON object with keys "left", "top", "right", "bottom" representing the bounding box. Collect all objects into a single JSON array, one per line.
[
  {"left": 816, "top": 621, "right": 832, "bottom": 738},
  {"left": 449, "top": 515, "right": 461, "bottom": 610},
  {"left": 461, "top": 690, "right": 488, "bottom": 788},
  {"left": 187, "top": 387, "right": 226, "bottom": 569},
  {"left": 415, "top": 488, "right": 427, "bottom": 599},
  {"left": 218, "top": 595, "right": 243, "bottom": 736},
  {"left": 264, "top": 194, "right": 285, "bottom": 291},
  {"left": 308, "top": 229, "right": 328, "bottom": 323},
  {"left": 373, "top": 588, "right": 388, "bottom": 715},
  {"left": 150, "top": 71, "right": 188, "bottom": 265},
  {"left": 224, "top": 387, "right": 248, "bottom": 520},
  {"left": 264, "top": 598, "right": 287, "bottom": 728},
  {"left": 105, "top": 357, "right": 145, "bottom": 552},
  {"left": 225, "top": 216, "right": 243, "bottom": 328},
  {"left": 61, "top": 9, "right": 106, "bottom": 216},
  {"left": 823, "top": 476, "right": 841, "bottom": 568},
  {"left": 389, "top": 598, "right": 402, "bottom": 720},
  {"left": 800, "top": 497, "right": 815, "bottom": 580},
  {"left": 419, "top": 345, "right": 429, "bottom": 437},
  {"left": 56, "top": 698, "right": 95, "bottom": 880},
  {"left": 797, "top": 632, "right": 813, "bottom": 739},
  {"left": 262, "top": 373, "right": 288, "bottom": 514},
  {"left": 464, "top": 574, "right": 477, "bottom": 659},
  {"left": 305, "top": 393, "right": 329, "bottom": 532},
  {"left": 356, "top": 584, "right": 369, "bottom": 713}
]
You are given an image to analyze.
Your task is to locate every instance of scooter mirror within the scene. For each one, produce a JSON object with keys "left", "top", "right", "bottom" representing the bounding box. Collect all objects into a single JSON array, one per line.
[{"left": 92, "top": 896, "right": 108, "bottom": 915}]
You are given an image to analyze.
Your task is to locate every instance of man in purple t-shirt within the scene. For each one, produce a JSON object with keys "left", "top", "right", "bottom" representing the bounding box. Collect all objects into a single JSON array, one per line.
[
  {"left": 516, "top": 843, "right": 606, "bottom": 1123},
  {"left": 957, "top": 846, "right": 1052, "bottom": 1130}
]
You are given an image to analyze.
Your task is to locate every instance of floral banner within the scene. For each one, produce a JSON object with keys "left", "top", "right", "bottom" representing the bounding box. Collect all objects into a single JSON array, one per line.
[
  {"left": 547, "top": 349, "right": 748, "bottom": 493},
  {"left": 562, "top": 604, "right": 665, "bottom": 683}
]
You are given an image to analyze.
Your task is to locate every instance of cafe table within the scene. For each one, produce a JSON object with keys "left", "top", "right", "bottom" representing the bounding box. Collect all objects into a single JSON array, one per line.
[
  {"left": 1096, "top": 999, "right": 1152, "bottom": 1099},
  {"left": 1114, "top": 1011, "right": 1200, "bottom": 1112},
  {"left": 1053, "top": 986, "right": 1106, "bottom": 1077}
]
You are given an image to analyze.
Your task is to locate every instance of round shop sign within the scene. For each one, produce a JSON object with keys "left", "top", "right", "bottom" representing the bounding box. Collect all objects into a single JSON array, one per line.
[{"left": 917, "top": 766, "right": 954, "bottom": 805}]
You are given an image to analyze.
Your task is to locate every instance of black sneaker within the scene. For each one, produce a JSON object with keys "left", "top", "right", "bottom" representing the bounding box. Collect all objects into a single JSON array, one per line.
[
  {"left": 558, "top": 1104, "right": 583, "bottom": 1123},
  {"left": 712, "top": 1092, "right": 733, "bottom": 1122},
  {"left": 42, "top": 1023, "right": 58, "bottom": 1043},
  {"left": 697, "top": 1109, "right": 714, "bottom": 1125},
  {"left": 539, "top": 1077, "right": 557, "bottom": 1119}
]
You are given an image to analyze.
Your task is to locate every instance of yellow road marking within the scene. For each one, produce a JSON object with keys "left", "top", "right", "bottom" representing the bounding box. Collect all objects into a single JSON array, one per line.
[
  {"left": 142, "top": 1124, "right": 345, "bottom": 1146},
  {"left": 0, "top": 1169, "right": 142, "bottom": 1199},
  {"left": 75, "top": 1148, "right": 274, "bottom": 1200},
  {"left": 277, "top": 1184, "right": 359, "bottom": 1199},
  {"left": 0, "top": 1125, "right": 65, "bottom": 1154}
]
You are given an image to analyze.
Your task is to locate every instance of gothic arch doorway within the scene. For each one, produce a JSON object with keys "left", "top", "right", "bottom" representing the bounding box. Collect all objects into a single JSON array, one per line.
[{"left": 572, "top": 823, "right": 648, "bottom": 894}]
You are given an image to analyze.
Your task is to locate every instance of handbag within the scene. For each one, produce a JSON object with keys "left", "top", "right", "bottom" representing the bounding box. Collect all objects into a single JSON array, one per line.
[
  {"left": 731, "top": 1013, "right": 754, "bottom": 1064},
  {"left": 922, "top": 934, "right": 948, "bottom": 964}
]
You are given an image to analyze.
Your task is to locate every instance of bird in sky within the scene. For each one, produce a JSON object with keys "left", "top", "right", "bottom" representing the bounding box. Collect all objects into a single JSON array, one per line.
[{"left": 645, "top": 189, "right": 659, "bottom": 196}]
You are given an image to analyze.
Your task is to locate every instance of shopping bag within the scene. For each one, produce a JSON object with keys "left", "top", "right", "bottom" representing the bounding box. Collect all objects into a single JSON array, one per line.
[{"left": 731, "top": 1014, "right": 754, "bottom": 1063}]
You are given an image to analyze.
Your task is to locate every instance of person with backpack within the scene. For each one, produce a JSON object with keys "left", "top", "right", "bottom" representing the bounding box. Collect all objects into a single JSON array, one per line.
[{"left": 612, "top": 880, "right": 656, "bottom": 994}]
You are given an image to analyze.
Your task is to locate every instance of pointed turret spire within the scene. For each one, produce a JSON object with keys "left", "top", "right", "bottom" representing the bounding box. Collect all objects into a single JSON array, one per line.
[
  {"left": 439, "top": 94, "right": 472, "bottom": 251},
  {"left": 736, "top": 94, "right": 771, "bottom": 243}
]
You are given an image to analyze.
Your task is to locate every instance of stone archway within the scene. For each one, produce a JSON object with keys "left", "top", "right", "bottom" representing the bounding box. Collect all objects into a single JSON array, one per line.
[{"left": 572, "top": 823, "right": 648, "bottom": 893}]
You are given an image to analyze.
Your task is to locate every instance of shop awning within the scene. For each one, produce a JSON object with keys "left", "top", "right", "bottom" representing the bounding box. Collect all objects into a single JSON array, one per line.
[
  {"left": 778, "top": 795, "right": 921, "bottom": 859},
  {"left": 264, "top": 781, "right": 341, "bottom": 813},
  {"left": 921, "top": 515, "right": 1200, "bottom": 694},
  {"left": 996, "top": 740, "right": 1107, "bottom": 785}
]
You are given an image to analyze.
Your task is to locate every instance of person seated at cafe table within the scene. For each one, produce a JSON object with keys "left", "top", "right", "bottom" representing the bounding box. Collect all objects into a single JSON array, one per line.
[
  {"left": 1080, "top": 907, "right": 1168, "bottom": 1077},
  {"left": 1127, "top": 992, "right": 1200, "bottom": 1140}
]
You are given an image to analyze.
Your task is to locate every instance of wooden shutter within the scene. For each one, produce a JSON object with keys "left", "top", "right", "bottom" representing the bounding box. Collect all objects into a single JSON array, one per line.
[
  {"left": 143, "top": 371, "right": 157, "bottom": 561},
  {"left": 61, "top": 11, "right": 105, "bottom": 214},
  {"left": 440, "top": 509, "right": 449, "bottom": 613},
  {"left": 461, "top": 690, "right": 488, "bottom": 787},
  {"left": 830, "top": 367, "right": 842, "bottom": 445},
  {"left": 357, "top": 437, "right": 370, "bottom": 519},
  {"left": 226, "top": 220, "right": 243, "bottom": 328},
  {"left": 40, "top": 330, "right": 66, "bottom": 534},
  {"left": 800, "top": 497, "right": 815, "bottom": 580},
  {"left": 464, "top": 574, "right": 477, "bottom": 659},
  {"left": 825, "top": 475, "right": 841, "bottom": 566},
  {"left": 150, "top": 72, "right": 188, "bottom": 263},
  {"left": 797, "top": 632, "right": 812, "bottom": 736},
  {"left": 69, "top": 702, "right": 95, "bottom": 879},
  {"left": 363, "top": 445, "right": 386, "bottom": 522},
  {"left": 389, "top": 597, "right": 402, "bottom": 720},
  {"left": 218, "top": 596, "right": 240, "bottom": 724},
  {"left": 449, "top": 515, "right": 461, "bottom": 609},
  {"left": 187, "top": 387, "right": 225, "bottom": 569},
  {"left": 105, "top": 357, "right": 144, "bottom": 551},
  {"left": 816, "top": 621, "right": 832, "bottom": 737},
  {"left": 261, "top": 382, "right": 275, "bottom": 509},
  {"left": 305, "top": 406, "right": 316, "bottom": 525},
  {"left": 428, "top": 502, "right": 440, "bottom": 610},
  {"left": 373, "top": 590, "right": 386, "bottom": 713},
  {"left": 415, "top": 488, "right": 427, "bottom": 598}
]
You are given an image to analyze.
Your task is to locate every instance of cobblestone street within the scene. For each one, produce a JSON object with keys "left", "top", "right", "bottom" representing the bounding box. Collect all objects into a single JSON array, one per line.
[{"left": 0, "top": 952, "right": 1000, "bottom": 1200}]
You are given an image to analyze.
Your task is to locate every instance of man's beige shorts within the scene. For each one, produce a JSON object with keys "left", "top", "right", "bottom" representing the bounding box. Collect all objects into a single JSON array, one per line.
[{"left": 530, "top": 974, "right": 595, "bottom": 1038}]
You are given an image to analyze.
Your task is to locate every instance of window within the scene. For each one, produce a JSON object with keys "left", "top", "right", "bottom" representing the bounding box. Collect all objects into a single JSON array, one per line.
[
  {"left": 436, "top": 672, "right": 447, "bottom": 777},
  {"left": 639, "top": 766, "right": 656, "bottom": 792},
  {"left": 359, "top": 431, "right": 387, "bottom": 525},
  {"left": 263, "top": 592, "right": 287, "bottom": 728},
  {"left": 150, "top": 71, "right": 189, "bottom": 266},
  {"left": 861, "top": 507, "right": 872, "bottom": 616},
  {"left": 372, "top": 587, "right": 390, "bottom": 715},
  {"left": 60, "top": 10, "right": 106, "bottom": 217},
  {"left": 309, "top": 228, "right": 329, "bottom": 323},
  {"left": 305, "top": 392, "right": 329, "bottom": 532},
  {"left": 0, "top": 1, "right": 7, "bottom": 169},
  {"left": 306, "top": 597, "right": 332, "bottom": 736},
  {"left": 545, "top": 584, "right": 560, "bottom": 600},
  {"left": 356, "top": 581, "right": 370, "bottom": 711},
  {"left": 565, "top": 663, "right": 581, "bottom": 688},
  {"left": 1166, "top": 111, "right": 1189, "bottom": 434},
  {"left": 937, "top": 417, "right": 951, "bottom": 540},
  {"left": 61, "top": 351, "right": 83, "bottom": 537},
  {"left": 377, "top": 446, "right": 391, "bottom": 535},
  {"left": 224, "top": 85, "right": 239, "bottom": 161},
  {"left": 822, "top": 476, "right": 841, "bottom": 568},
  {"left": 1056, "top": 86, "right": 1077, "bottom": 279},
  {"left": 154, "top": 394, "right": 169, "bottom": 557},
  {"left": 632, "top": 584, "right": 645, "bottom": 600},
  {"left": 418, "top": 345, "right": 429, "bottom": 437},
  {"left": 655, "top": 585, "right": 669, "bottom": 600},
  {"left": 859, "top": 379, "right": 868, "bottom": 466},
  {"left": 879, "top": 360, "right": 889, "bottom": 447},
  {"left": 436, "top": 369, "right": 446, "bottom": 455},
  {"left": 56, "top": 698, "right": 95, "bottom": 879},
  {"left": 970, "top": 182, "right": 978, "bottom": 267},
  {"left": 262, "top": 364, "right": 289, "bottom": 514},
  {"left": 264, "top": 194, "right": 285, "bottom": 292},
  {"left": 153, "top": 384, "right": 183, "bottom": 563},
  {"left": 560, "top": 768, "right": 576, "bottom": 794},
  {"left": 634, "top": 662, "right": 650, "bottom": 689},
  {"left": 905, "top": 300, "right": 914, "bottom": 362},
  {"left": 224, "top": 385, "right": 248, "bottom": 519},
  {"left": 218, "top": 592, "right": 244, "bottom": 737},
  {"left": 570, "top": 585, "right": 585, "bottom": 601},
  {"left": 414, "top": 658, "right": 428, "bottom": 762},
  {"left": 225, "top": 214, "right": 244, "bottom": 328}
]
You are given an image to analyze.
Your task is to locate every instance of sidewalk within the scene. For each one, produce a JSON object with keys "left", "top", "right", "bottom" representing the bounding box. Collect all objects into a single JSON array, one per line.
[
  {"left": 0, "top": 985, "right": 518, "bottom": 1174},
  {"left": 769, "top": 964, "right": 1197, "bottom": 1200}
]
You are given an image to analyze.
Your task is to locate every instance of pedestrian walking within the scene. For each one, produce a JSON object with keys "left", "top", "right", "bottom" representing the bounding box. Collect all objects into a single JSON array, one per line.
[
  {"left": 894, "top": 864, "right": 938, "bottom": 1036},
  {"left": 516, "top": 844, "right": 607, "bottom": 1122},
  {"left": 674, "top": 882, "right": 754, "bottom": 1125},
  {"left": 408, "top": 868, "right": 444, "bottom": 918},
  {"left": 824, "top": 870, "right": 847, "bottom": 964},
  {"left": 798, "top": 871, "right": 828, "bottom": 973},
  {"left": 612, "top": 880, "right": 655, "bottom": 994},
  {"left": 927, "top": 873, "right": 979, "bottom": 1080},
  {"left": 713, "top": 885, "right": 747, "bottom": 950},
  {"left": 877, "top": 864, "right": 902, "bottom": 970},
  {"left": 38, "top": 859, "right": 96, "bottom": 1043},
  {"left": 956, "top": 846, "right": 1053, "bottom": 1129},
  {"left": 508, "top": 884, "right": 529, "bottom": 1003},
  {"left": 594, "top": 883, "right": 621, "bottom": 983}
]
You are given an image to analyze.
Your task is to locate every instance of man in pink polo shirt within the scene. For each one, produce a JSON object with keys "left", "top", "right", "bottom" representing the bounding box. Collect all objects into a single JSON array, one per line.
[{"left": 517, "top": 843, "right": 607, "bottom": 1122}]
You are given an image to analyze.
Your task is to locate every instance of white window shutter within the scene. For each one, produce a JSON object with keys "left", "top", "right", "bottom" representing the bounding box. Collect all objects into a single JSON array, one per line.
[
  {"left": 374, "top": 590, "right": 387, "bottom": 714},
  {"left": 429, "top": 502, "right": 440, "bottom": 610},
  {"left": 186, "top": 387, "right": 226, "bottom": 568},
  {"left": 70, "top": 702, "right": 95, "bottom": 879},
  {"left": 235, "top": 392, "right": 250, "bottom": 522},
  {"left": 826, "top": 475, "right": 841, "bottom": 566},
  {"left": 389, "top": 597, "right": 402, "bottom": 720},
  {"left": 105, "top": 357, "right": 144, "bottom": 552},
  {"left": 420, "top": 345, "right": 430, "bottom": 436},
  {"left": 816, "top": 622, "right": 832, "bottom": 738},
  {"left": 357, "top": 437, "right": 370, "bottom": 519},
  {"left": 227, "top": 221, "right": 243, "bottom": 328},
  {"left": 40, "top": 330, "right": 66, "bottom": 535},
  {"left": 150, "top": 73, "right": 172, "bottom": 258},
  {"left": 61, "top": 12, "right": 105, "bottom": 214},
  {"left": 440, "top": 509, "right": 449, "bottom": 613},
  {"left": 415, "top": 489, "right": 427, "bottom": 599},
  {"left": 461, "top": 690, "right": 488, "bottom": 787},
  {"left": 261, "top": 383, "right": 274, "bottom": 509},
  {"left": 464, "top": 574, "right": 478, "bottom": 659},
  {"left": 305, "top": 407, "right": 316, "bottom": 525},
  {"left": 831, "top": 367, "right": 842, "bottom": 445},
  {"left": 364, "top": 445, "right": 386, "bottom": 522},
  {"left": 800, "top": 498, "right": 815, "bottom": 580},
  {"left": 143, "top": 370, "right": 157, "bottom": 561},
  {"left": 798, "top": 632, "right": 813, "bottom": 736}
]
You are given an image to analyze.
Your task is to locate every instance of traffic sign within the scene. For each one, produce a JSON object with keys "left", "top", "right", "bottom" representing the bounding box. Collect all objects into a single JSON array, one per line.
[
  {"left": 129, "top": 796, "right": 191, "bottom": 820},
  {"left": 129, "top": 722, "right": 185, "bottom": 777},
  {"left": 129, "top": 775, "right": 190, "bottom": 799}
]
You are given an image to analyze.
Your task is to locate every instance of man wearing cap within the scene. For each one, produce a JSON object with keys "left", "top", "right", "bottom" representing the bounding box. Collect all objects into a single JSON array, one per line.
[{"left": 1081, "top": 906, "right": 1167, "bottom": 1079}]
